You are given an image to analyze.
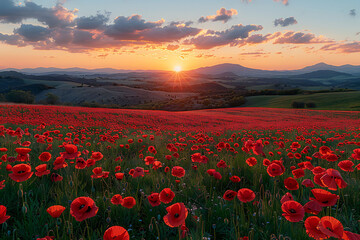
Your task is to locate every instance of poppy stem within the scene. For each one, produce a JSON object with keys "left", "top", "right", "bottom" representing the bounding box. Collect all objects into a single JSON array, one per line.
[{"left": 55, "top": 220, "right": 59, "bottom": 239}]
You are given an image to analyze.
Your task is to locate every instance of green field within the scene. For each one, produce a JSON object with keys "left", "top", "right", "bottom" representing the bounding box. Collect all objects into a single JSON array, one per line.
[{"left": 243, "top": 91, "right": 360, "bottom": 111}]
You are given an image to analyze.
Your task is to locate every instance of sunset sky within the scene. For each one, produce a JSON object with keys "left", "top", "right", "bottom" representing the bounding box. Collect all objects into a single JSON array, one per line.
[{"left": 0, "top": 0, "right": 359, "bottom": 71}]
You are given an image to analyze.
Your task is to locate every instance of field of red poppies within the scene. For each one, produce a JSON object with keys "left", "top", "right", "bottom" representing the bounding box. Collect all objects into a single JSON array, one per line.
[{"left": 0, "top": 104, "right": 360, "bottom": 240}]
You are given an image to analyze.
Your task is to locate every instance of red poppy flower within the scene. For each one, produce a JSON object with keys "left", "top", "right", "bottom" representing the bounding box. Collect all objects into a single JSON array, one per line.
[
  {"left": 91, "top": 167, "right": 109, "bottom": 179},
  {"left": 75, "top": 158, "right": 87, "bottom": 169},
  {"left": 284, "top": 177, "right": 299, "bottom": 190},
  {"left": 61, "top": 144, "right": 80, "bottom": 159},
  {"left": 51, "top": 173, "right": 63, "bottom": 182},
  {"left": 0, "top": 180, "right": 5, "bottom": 190},
  {"left": 320, "top": 168, "right": 347, "bottom": 191},
  {"left": 91, "top": 152, "right": 103, "bottom": 161},
  {"left": 70, "top": 197, "right": 98, "bottom": 221},
  {"left": 111, "top": 194, "right": 123, "bottom": 205},
  {"left": 291, "top": 142, "right": 301, "bottom": 149},
  {"left": 304, "top": 216, "right": 328, "bottom": 240},
  {"left": 191, "top": 153, "right": 208, "bottom": 163},
  {"left": 213, "top": 171, "right": 222, "bottom": 180},
  {"left": 131, "top": 167, "right": 144, "bottom": 178},
  {"left": 267, "top": 160, "right": 285, "bottom": 177},
  {"left": 53, "top": 157, "right": 68, "bottom": 170},
  {"left": 148, "top": 193, "right": 161, "bottom": 207},
  {"left": 103, "top": 226, "right": 130, "bottom": 240},
  {"left": 292, "top": 168, "right": 305, "bottom": 179},
  {"left": 303, "top": 200, "right": 322, "bottom": 215},
  {"left": 9, "top": 164, "right": 33, "bottom": 182},
  {"left": 310, "top": 188, "right": 339, "bottom": 207},
  {"left": 39, "top": 152, "right": 51, "bottom": 162},
  {"left": 16, "top": 148, "right": 31, "bottom": 161},
  {"left": 263, "top": 159, "right": 271, "bottom": 166},
  {"left": 301, "top": 179, "right": 315, "bottom": 188},
  {"left": 86, "top": 158, "right": 95, "bottom": 167},
  {"left": 115, "top": 172, "right": 124, "bottom": 180},
  {"left": 252, "top": 140, "right": 265, "bottom": 157},
  {"left": 338, "top": 160, "right": 354, "bottom": 172},
  {"left": 237, "top": 188, "right": 255, "bottom": 203},
  {"left": 121, "top": 197, "right": 136, "bottom": 209},
  {"left": 343, "top": 231, "right": 360, "bottom": 240},
  {"left": 223, "top": 190, "right": 237, "bottom": 201},
  {"left": 160, "top": 188, "right": 175, "bottom": 204},
  {"left": 144, "top": 156, "right": 156, "bottom": 165},
  {"left": 281, "top": 201, "right": 305, "bottom": 222},
  {"left": 36, "top": 236, "right": 54, "bottom": 240},
  {"left": 317, "top": 216, "right": 343, "bottom": 239},
  {"left": 163, "top": 202, "right": 188, "bottom": 228},
  {"left": 351, "top": 148, "right": 360, "bottom": 160},
  {"left": 47, "top": 205, "right": 65, "bottom": 218},
  {"left": 280, "top": 192, "right": 294, "bottom": 204},
  {"left": 246, "top": 157, "right": 257, "bottom": 167},
  {"left": 0, "top": 205, "right": 10, "bottom": 224},
  {"left": 325, "top": 154, "right": 338, "bottom": 162},
  {"left": 230, "top": 176, "right": 241, "bottom": 183},
  {"left": 319, "top": 146, "right": 331, "bottom": 155},
  {"left": 15, "top": 148, "right": 31, "bottom": 155},
  {"left": 216, "top": 160, "right": 228, "bottom": 168},
  {"left": 207, "top": 169, "right": 216, "bottom": 176},
  {"left": 152, "top": 161, "right": 162, "bottom": 170},
  {"left": 171, "top": 166, "right": 185, "bottom": 178},
  {"left": 35, "top": 164, "right": 50, "bottom": 177}
]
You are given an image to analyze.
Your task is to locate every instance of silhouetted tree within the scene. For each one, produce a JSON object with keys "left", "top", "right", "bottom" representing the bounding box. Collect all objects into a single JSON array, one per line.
[{"left": 6, "top": 90, "right": 35, "bottom": 104}]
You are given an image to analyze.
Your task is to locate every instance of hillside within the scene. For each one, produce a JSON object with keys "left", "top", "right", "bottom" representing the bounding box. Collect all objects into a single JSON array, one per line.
[
  {"left": 293, "top": 70, "right": 352, "bottom": 79},
  {"left": 243, "top": 91, "right": 360, "bottom": 110}
]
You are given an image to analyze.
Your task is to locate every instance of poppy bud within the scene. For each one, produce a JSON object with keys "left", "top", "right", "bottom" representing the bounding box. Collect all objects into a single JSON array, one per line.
[{"left": 22, "top": 205, "right": 27, "bottom": 214}]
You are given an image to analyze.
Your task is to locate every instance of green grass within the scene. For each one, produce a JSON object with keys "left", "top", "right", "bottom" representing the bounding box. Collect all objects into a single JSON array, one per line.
[{"left": 243, "top": 91, "right": 360, "bottom": 111}]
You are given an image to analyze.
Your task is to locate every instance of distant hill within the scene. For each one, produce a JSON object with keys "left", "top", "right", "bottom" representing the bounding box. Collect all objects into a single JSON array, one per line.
[
  {"left": 293, "top": 70, "right": 353, "bottom": 79},
  {"left": 294, "top": 62, "right": 360, "bottom": 75},
  {"left": 190, "top": 62, "right": 360, "bottom": 77},
  {"left": 2, "top": 62, "right": 360, "bottom": 77},
  {"left": 0, "top": 67, "right": 163, "bottom": 75},
  {"left": 189, "top": 63, "right": 283, "bottom": 77}
]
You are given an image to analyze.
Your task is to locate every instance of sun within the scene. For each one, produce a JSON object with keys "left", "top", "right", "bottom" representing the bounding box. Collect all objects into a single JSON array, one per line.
[{"left": 174, "top": 65, "right": 182, "bottom": 73}]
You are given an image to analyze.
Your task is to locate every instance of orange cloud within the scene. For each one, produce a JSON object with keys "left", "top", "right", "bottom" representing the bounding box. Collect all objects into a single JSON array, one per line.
[{"left": 198, "top": 8, "right": 238, "bottom": 23}]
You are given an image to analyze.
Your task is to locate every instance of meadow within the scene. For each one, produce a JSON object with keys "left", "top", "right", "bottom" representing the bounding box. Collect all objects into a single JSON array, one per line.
[
  {"left": 0, "top": 104, "right": 359, "bottom": 240},
  {"left": 243, "top": 91, "right": 360, "bottom": 111}
]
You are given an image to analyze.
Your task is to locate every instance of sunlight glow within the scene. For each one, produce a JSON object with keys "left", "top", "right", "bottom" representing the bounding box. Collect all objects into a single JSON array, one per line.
[{"left": 174, "top": 66, "right": 182, "bottom": 72}]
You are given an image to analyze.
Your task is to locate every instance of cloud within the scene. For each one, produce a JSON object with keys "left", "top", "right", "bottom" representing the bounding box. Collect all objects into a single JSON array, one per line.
[
  {"left": 198, "top": 8, "right": 238, "bottom": 23},
  {"left": 166, "top": 44, "right": 179, "bottom": 51},
  {"left": 239, "top": 51, "right": 267, "bottom": 57},
  {"left": 0, "top": 4, "right": 202, "bottom": 53},
  {"left": 321, "top": 42, "right": 360, "bottom": 53},
  {"left": 76, "top": 12, "right": 110, "bottom": 30},
  {"left": 0, "top": 0, "right": 77, "bottom": 28},
  {"left": 274, "top": 17, "right": 297, "bottom": 27},
  {"left": 14, "top": 24, "right": 51, "bottom": 42},
  {"left": 241, "top": 32, "right": 281, "bottom": 44},
  {"left": 274, "top": 31, "right": 332, "bottom": 44},
  {"left": 273, "top": 0, "right": 289, "bottom": 6},
  {"left": 0, "top": 33, "right": 25, "bottom": 46},
  {"left": 139, "top": 25, "right": 201, "bottom": 43},
  {"left": 104, "top": 15, "right": 164, "bottom": 40},
  {"left": 349, "top": 9, "right": 356, "bottom": 17},
  {"left": 186, "top": 24, "right": 263, "bottom": 49}
]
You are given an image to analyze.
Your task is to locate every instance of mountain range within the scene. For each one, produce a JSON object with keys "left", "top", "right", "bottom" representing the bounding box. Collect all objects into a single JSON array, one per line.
[{"left": 1, "top": 62, "right": 360, "bottom": 77}]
